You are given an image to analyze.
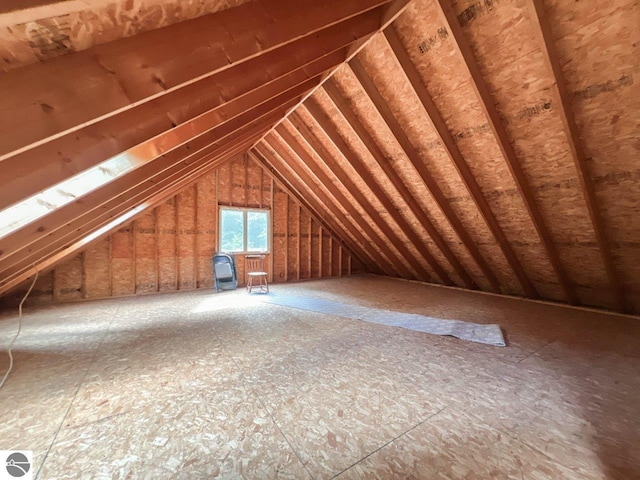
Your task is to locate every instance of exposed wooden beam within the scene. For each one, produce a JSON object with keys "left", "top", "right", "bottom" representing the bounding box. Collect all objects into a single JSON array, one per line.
[
  {"left": 284, "top": 111, "right": 432, "bottom": 282},
  {"left": 322, "top": 79, "right": 470, "bottom": 289},
  {"left": 0, "top": 139, "right": 253, "bottom": 296},
  {"left": 1, "top": 5, "right": 388, "bottom": 208},
  {"left": 0, "top": 87, "right": 308, "bottom": 263},
  {"left": 0, "top": 115, "right": 282, "bottom": 283},
  {"left": 298, "top": 205, "right": 302, "bottom": 280},
  {"left": 267, "top": 128, "right": 416, "bottom": 280},
  {"left": 1, "top": 52, "right": 337, "bottom": 210},
  {"left": 434, "top": 0, "right": 578, "bottom": 304},
  {"left": 308, "top": 211, "right": 313, "bottom": 279},
  {"left": 0, "top": 0, "right": 392, "bottom": 158},
  {"left": 251, "top": 148, "right": 380, "bottom": 274},
  {"left": 249, "top": 0, "right": 413, "bottom": 152},
  {"left": 301, "top": 97, "right": 456, "bottom": 285},
  {"left": 350, "top": 58, "right": 495, "bottom": 291},
  {"left": 383, "top": 26, "right": 538, "bottom": 298},
  {"left": 528, "top": 0, "right": 624, "bottom": 311},
  {"left": 285, "top": 191, "right": 289, "bottom": 281},
  {"left": 256, "top": 141, "right": 390, "bottom": 275},
  {"left": 0, "top": 136, "right": 260, "bottom": 292}
]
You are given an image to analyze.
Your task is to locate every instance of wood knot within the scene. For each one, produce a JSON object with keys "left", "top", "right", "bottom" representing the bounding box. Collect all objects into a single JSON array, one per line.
[
  {"left": 40, "top": 103, "right": 54, "bottom": 113},
  {"left": 152, "top": 74, "right": 167, "bottom": 90},
  {"left": 37, "top": 226, "right": 45, "bottom": 232}
]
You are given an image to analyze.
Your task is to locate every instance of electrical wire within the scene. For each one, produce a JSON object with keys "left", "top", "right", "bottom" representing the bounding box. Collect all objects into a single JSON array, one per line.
[{"left": 0, "top": 268, "right": 39, "bottom": 391}]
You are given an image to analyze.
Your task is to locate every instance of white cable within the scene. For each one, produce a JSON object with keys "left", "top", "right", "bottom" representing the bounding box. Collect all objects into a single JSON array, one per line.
[{"left": 0, "top": 268, "right": 39, "bottom": 391}]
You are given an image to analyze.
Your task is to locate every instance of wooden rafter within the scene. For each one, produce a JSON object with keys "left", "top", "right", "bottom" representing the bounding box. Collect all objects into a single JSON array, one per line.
[
  {"left": 269, "top": 126, "right": 417, "bottom": 280},
  {"left": 0, "top": 106, "right": 293, "bottom": 286},
  {"left": 1, "top": 6, "right": 387, "bottom": 209},
  {"left": 1, "top": 51, "right": 344, "bottom": 210},
  {"left": 248, "top": 152, "right": 366, "bottom": 272},
  {"left": 528, "top": 0, "right": 624, "bottom": 311},
  {"left": 0, "top": 133, "right": 267, "bottom": 292},
  {"left": 434, "top": 0, "right": 578, "bottom": 304},
  {"left": 0, "top": 138, "right": 257, "bottom": 296},
  {"left": 0, "top": 0, "right": 393, "bottom": 157},
  {"left": 248, "top": 0, "right": 413, "bottom": 152},
  {"left": 0, "top": 85, "right": 311, "bottom": 264},
  {"left": 321, "top": 79, "right": 478, "bottom": 287},
  {"left": 349, "top": 58, "right": 497, "bottom": 291},
  {"left": 383, "top": 26, "right": 538, "bottom": 298},
  {"left": 287, "top": 107, "right": 437, "bottom": 283},
  {"left": 263, "top": 133, "right": 407, "bottom": 277},
  {"left": 254, "top": 143, "right": 385, "bottom": 275}
]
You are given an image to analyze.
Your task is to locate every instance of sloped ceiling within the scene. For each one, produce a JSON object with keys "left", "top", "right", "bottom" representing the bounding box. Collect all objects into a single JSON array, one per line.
[{"left": 0, "top": 0, "right": 638, "bottom": 314}]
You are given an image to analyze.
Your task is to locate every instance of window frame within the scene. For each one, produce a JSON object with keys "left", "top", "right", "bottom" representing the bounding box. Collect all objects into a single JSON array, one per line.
[{"left": 218, "top": 206, "right": 271, "bottom": 254}]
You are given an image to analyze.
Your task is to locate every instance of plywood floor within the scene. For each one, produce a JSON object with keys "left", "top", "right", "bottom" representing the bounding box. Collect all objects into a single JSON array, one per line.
[{"left": 1, "top": 274, "right": 639, "bottom": 479}]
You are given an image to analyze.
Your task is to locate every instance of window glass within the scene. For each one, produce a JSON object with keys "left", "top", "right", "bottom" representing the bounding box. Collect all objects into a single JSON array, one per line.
[
  {"left": 220, "top": 209, "right": 244, "bottom": 252},
  {"left": 219, "top": 208, "right": 269, "bottom": 253},
  {"left": 247, "top": 211, "right": 268, "bottom": 252}
]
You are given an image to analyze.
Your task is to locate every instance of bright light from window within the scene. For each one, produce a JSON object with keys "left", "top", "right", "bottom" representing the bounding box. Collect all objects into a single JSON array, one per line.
[{"left": 0, "top": 151, "right": 139, "bottom": 239}]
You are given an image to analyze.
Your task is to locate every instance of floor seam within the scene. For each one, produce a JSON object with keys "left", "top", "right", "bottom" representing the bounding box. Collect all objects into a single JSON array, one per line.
[
  {"left": 35, "top": 306, "right": 122, "bottom": 479},
  {"left": 330, "top": 404, "right": 450, "bottom": 479},
  {"left": 208, "top": 317, "right": 316, "bottom": 480},
  {"left": 516, "top": 340, "right": 554, "bottom": 364}
]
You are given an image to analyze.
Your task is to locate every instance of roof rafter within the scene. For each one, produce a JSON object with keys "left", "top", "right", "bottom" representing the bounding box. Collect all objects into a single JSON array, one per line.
[
  {"left": 0, "top": 136, "right": 259, "bottom": 296},
  {"left": 266, "top": 131, "right": 412, "bottom": 278},
  {"left": 1, "top": 6, "right": 386, "bottom": 209},
  {"left": 248, "top": 0, "right": 413, "bottom": 152},
  {"left": 249, "top": 152, "right": 367, "bottom": 272},
  {"left": 383, "top": 26, "right": 538, "bottom": 298},
  {"left": 0, "top": 0, "right": 393, "bottom": 157},
  {"left": 528, "top": 0, "right": 625, "bottom": 311},
  {"left": 1, "top": 81, "right": 314, "bottom": 264},
  {"left": 294, "top": 102, "right": 442, "bottom": 284},
  {"left": 349, "top": 58, "right": 496, "bottom": 291},
  {"left": 0, "top": 102, "right": 296, "bottom": 292},
  {"left": 434, "top": 0, "right": 578, "bottom": 304},
  {"left": 322, "top": 78, "right": 473, "bottom": 287},
  {"left": 278, "top": 116, "right": 425, "bottom": 281},
  {"left": 254, "top": 142, "right": 387, "bottom": 275}
]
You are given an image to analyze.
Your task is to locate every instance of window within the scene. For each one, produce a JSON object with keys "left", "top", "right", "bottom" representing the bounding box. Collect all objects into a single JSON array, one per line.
[{"left": 219, "top": 207, "right": 269, "bottom": 253}]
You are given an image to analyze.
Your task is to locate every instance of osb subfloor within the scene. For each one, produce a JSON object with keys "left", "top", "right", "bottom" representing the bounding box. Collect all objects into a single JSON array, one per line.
[{"left": 1, "top": 274, "right": 639, "bottom": 479}]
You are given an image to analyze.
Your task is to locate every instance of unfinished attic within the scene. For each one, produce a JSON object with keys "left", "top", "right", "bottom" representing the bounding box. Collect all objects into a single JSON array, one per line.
[{"left": 1, "top": 0, "right": 639, "bottom": 477}]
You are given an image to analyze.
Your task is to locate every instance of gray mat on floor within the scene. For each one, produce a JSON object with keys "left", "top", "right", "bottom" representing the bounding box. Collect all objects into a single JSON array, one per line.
[{"left": 258, "top": 293, "right": 505, "bottom": 347}]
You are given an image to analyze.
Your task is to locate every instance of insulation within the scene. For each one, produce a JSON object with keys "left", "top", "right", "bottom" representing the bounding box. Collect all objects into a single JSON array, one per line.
[
  {"left": 134, "top": 211, "right": 157, "bottom": 294},
  {"left": 84, "top": 238, "right": 111, "bottom": 299},
  {"left": 156, "top": 199, "right": 177, "bottom": 292},
  {"left": 176, "top": 186, "right": 196, "bottom": 290},
  {"left": 196, "top": 171, "right": 217, "bottom": 289},
  {"left": 110, "top": 224, "right": 134, "bottom": 296}
]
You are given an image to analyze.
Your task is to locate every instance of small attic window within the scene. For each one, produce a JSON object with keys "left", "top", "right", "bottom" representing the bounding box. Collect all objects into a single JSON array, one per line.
[
  {"left": 0, "top": 152, "right": 141, "bottom": 240},
  {"left": 219, "top": 207, "right": 269, "bottom": 254}
]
